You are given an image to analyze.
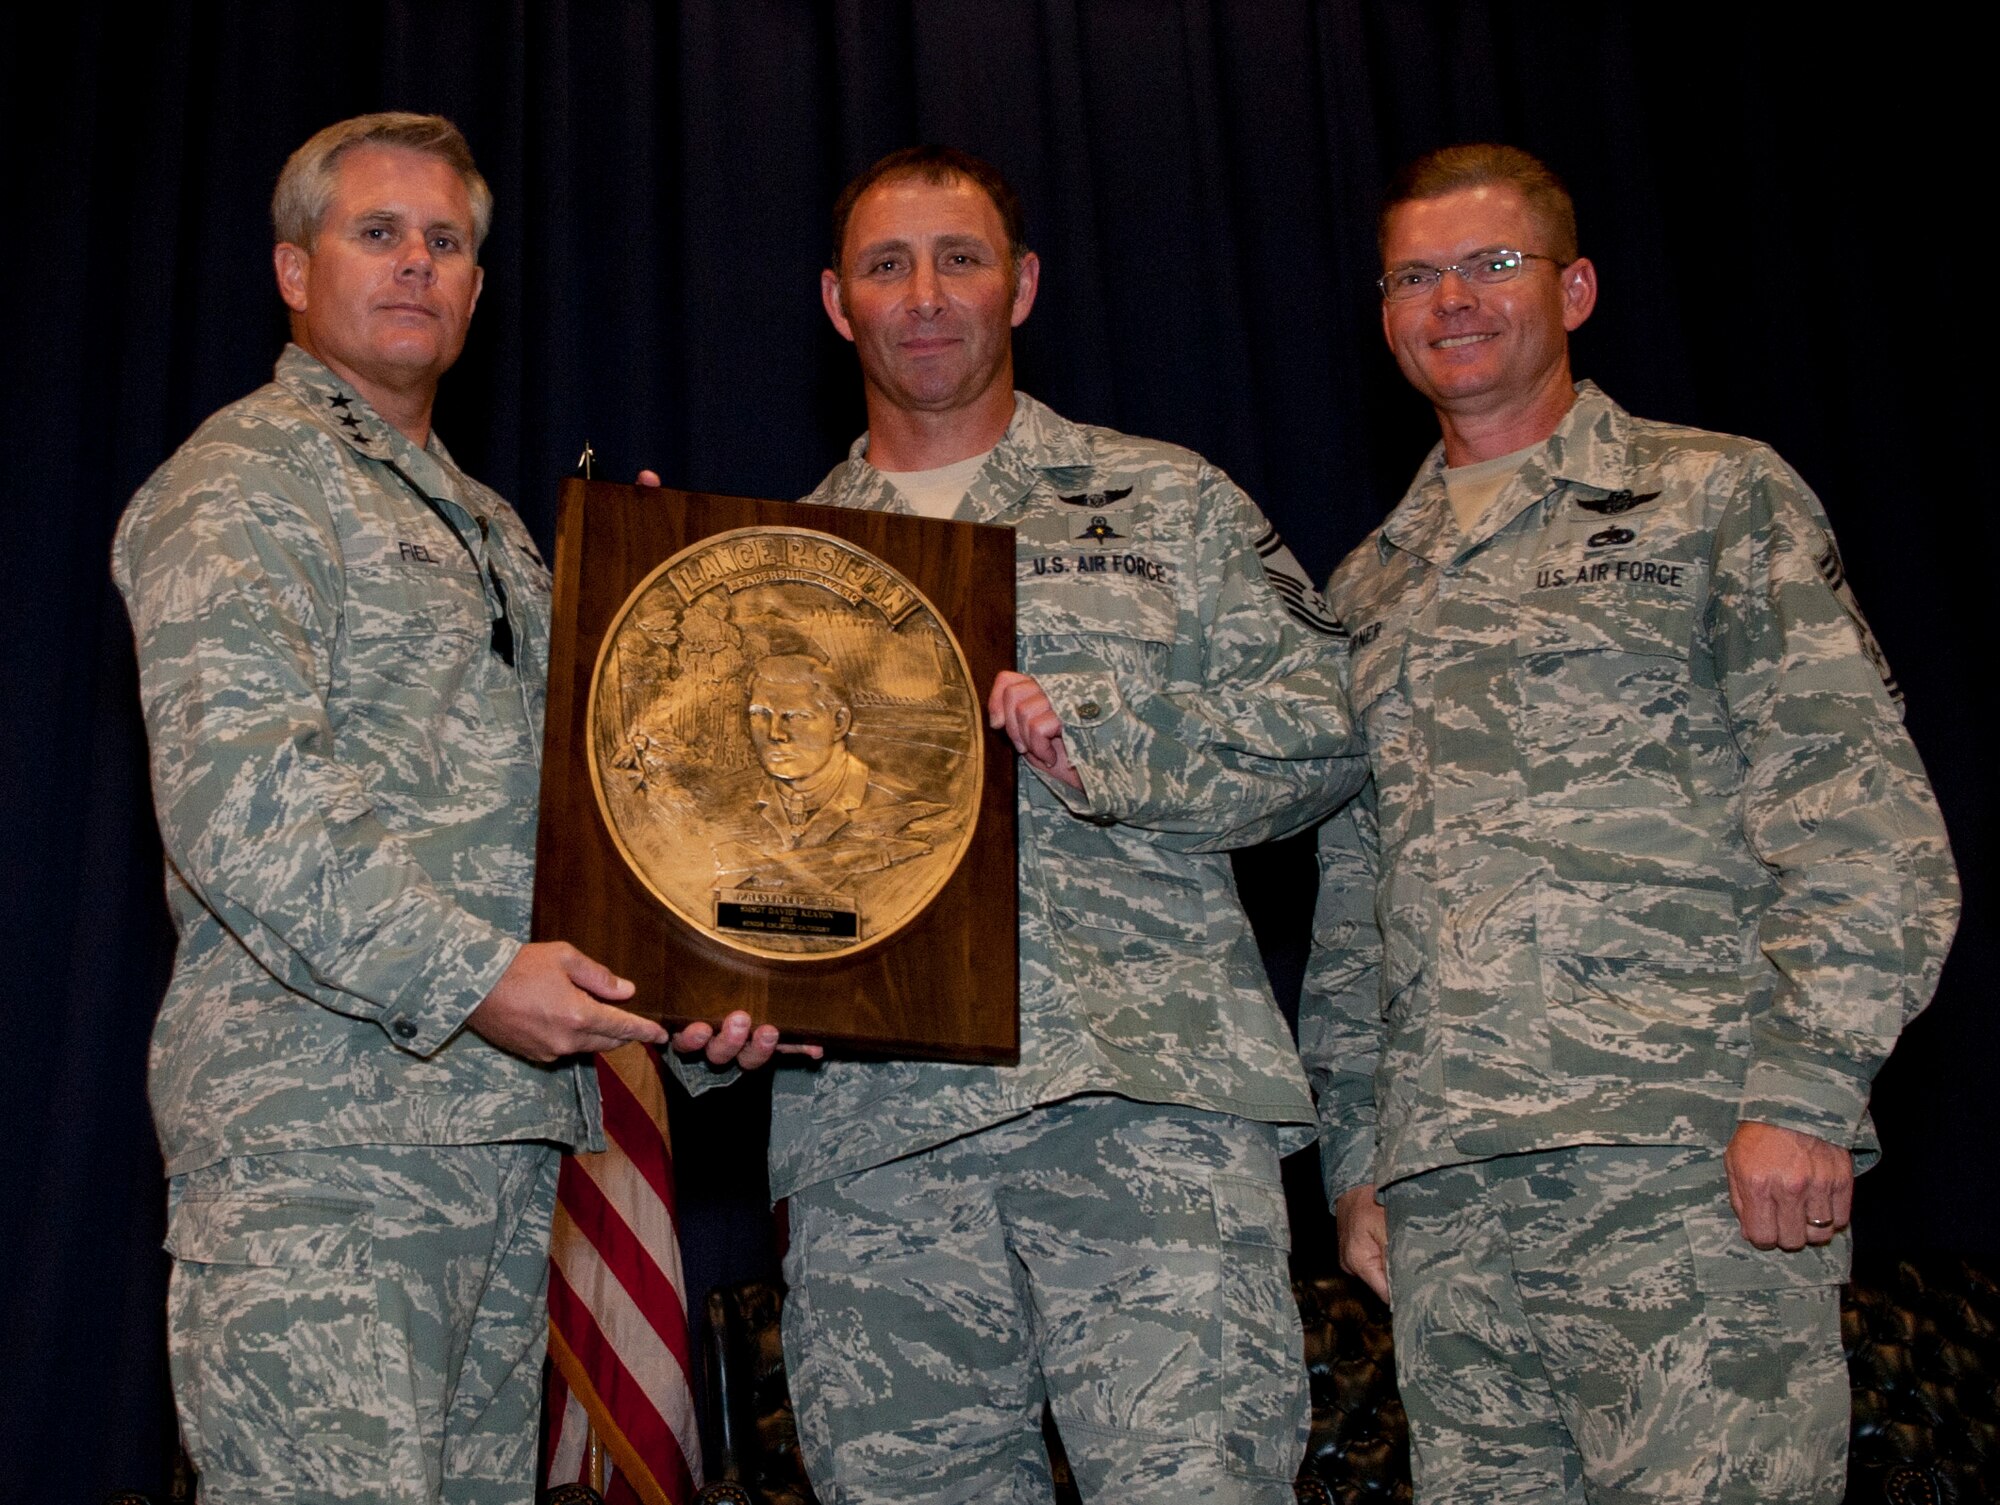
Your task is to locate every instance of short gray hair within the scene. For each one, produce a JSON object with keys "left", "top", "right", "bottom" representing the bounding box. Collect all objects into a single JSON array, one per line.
[{"left": 272, "top": 113, "right": 493, "bottom": 254}]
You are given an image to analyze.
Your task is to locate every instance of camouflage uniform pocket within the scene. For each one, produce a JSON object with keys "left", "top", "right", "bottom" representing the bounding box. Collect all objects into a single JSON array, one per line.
[
  {"left": 165, "top": 1191, "right": 388, "bottom": 1503},
  {"left": 1210, "top": 1172, "right": 1307, "bottom": 1481},
  {"left": 1014, "top": 551, "right": 1181, "bottom": 644},
  {"left": 1681, "top": 1203, "right": 1849, "bottom": 1294},
  {"left": 1536, "top": 878, "right": 1747, "bottom": 969},
  {"left": 335, "top": 627, "right": 481, "bottom": 800},
  {"left": 1536, "top": 878, "right": 1756, "bottom": 1079},
  {"left": 343, "top": 554, "right": 490, "bottom": 641},
  {"left": 1038, "top": 820, "right": 1210, "bottom": 942},
  {"left": 1680, "top": 1204, "right": 1850, "bottom": 1496},
  {"left": 333, "top": 557, "right": 491, "bottom": 803},
  {"left": 1047, "top": 863, "right": 1208, "bottom": 940},
  {"left": 1514, "top": 593, "right": 1699, "bottom": 809}
]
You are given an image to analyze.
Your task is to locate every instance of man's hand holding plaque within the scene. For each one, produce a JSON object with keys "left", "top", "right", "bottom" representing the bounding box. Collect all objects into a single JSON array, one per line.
[{"left": 669, "top": 1010, "right": 822, "bottom": 1069}]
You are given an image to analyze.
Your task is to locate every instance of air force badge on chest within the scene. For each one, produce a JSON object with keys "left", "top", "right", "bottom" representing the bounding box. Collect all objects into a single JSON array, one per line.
[
  {"left": 1532, "top": 494, "right": 1697, "bottom": 596},
  {"left": 1019, "top": 490, "right": 1178, "bottom": 596}
]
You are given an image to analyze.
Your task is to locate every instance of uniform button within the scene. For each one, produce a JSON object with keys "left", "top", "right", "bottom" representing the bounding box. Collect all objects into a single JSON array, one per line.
[
  {"left": 393, "top": 1018, "right": 418, "bottom": 1039},
  {"left": 1076, "top": 700, "right": 1101, "bottom": 719}
]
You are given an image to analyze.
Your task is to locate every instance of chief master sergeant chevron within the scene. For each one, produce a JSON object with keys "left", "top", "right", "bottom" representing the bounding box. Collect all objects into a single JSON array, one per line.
[
  {"left": 1299, "top": 143, "right": 1960, "bottom": 1503},
  {"left": 112, "top": 114, "right": 668, "bottom": 1504},
  {"left": 670, "top": 145, "right": 1368, "bottom": 1503}
]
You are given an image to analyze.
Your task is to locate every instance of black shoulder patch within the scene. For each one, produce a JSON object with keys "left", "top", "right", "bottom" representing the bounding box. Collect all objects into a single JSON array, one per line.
[
  {"left": 1816, "top": 541, "right": 1903, "bottom": 706},
  {"left": 1255, "top": 524, "right": 1346, "bottom": 638}
]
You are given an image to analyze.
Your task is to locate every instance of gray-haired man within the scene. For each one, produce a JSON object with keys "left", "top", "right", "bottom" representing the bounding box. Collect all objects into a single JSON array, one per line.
[{"left": 114, "top": 113, "right": 666, "bottom": 1504}]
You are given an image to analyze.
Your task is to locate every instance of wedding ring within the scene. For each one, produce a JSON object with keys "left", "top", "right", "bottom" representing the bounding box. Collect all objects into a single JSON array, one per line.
[{"left": 1806, "top": 1216, "right": 1833, "bottom": 1228}]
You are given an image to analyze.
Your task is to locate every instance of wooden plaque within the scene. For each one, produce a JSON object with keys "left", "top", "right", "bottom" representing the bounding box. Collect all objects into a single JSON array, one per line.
[{"left": 533, "top": 479, "right": 1018, "bottom": 1063}]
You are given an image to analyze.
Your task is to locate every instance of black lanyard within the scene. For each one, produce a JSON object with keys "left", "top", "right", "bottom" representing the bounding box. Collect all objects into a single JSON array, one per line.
[{"left": 384, "top": 460, "right": 516, "bottom": 666}]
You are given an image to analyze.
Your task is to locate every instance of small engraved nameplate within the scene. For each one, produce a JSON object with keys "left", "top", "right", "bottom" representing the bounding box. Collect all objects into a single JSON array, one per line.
[{"left": 714, "top": 887, "right": 860, "bottom": 940}]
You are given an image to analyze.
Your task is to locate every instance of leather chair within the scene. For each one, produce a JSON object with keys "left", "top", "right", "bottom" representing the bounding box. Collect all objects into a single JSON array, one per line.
[{"left": 1844, "top": 1259, "right": 2000, "bottom": 1504}]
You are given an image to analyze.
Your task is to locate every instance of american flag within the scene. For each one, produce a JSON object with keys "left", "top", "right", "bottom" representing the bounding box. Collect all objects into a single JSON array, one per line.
[{"left": 543, "top": 1042, "right": 702, "bottom": 1504}]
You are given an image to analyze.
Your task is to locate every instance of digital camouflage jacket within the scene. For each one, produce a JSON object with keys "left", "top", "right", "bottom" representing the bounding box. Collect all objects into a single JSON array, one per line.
[
  {"left": 677, "top": 393, "right": 1368, "bottom": 1199},
  {"left": 114, "top": 346, "right": 596, "bottom": 1176},
  {"left": 1301, "top": 383, "right": 1959, "bottom": 1199}
]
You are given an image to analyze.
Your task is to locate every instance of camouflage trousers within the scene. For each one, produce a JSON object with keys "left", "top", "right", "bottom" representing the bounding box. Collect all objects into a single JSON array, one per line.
[
  {"left": 164, "top": 1141, "right": 560, "bottom": 1504},
  {"left": 782, "top": 1094, "right": 1308, "bottom": 1504},
  {"left": 1382, "top": 1144, "right": 1849, "bottom": 1504}
]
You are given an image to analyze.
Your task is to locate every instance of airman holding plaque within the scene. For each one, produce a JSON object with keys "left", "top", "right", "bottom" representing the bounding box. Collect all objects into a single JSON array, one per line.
[
  {"left": 669, "top": 147, "right": 1369, "bottom": 1503},
  {"left": 112, "top": 114, "right": 668, "bottom": 1503}
]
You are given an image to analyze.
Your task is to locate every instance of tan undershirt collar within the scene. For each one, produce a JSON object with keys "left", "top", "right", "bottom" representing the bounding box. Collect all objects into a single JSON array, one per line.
[
  {"left": 876, "top": 449, "right": 993, "bottom": 519},
  {"left": 1443, "top": 440, "right": 1542, "bottom": 535}
]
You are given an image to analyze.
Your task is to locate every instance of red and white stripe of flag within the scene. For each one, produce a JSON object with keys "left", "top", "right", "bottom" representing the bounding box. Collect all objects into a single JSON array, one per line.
[{"left": 544, "top": 1043, "right": 701, "bottom": 1504}]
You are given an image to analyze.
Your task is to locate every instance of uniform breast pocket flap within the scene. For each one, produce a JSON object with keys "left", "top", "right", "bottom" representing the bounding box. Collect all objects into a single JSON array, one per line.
[
  {"left": 1210, "top": 1172, "right": 1290, "bottom": 1252},
  {"left": 344, "top": 554, "right": 491, "bottom": 642},
  {"left": 1516, "top": 584, "right": 1694, "bottom": 662}
]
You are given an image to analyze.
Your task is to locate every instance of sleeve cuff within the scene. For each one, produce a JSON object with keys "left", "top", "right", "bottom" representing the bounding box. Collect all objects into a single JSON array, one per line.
[
  {"left": 1033, "top": 669, "right": 1124, "bottom": 819},
  {"left": 379, "top": 909, "right": 522, "bottom": 1056},
  {"left": 1317, "top": 1124, "right": 1378, "bottom": 1209},
  {"left": 1738, "top": 1054, "right": 1872, "bottom": 1148},
  {"left": 663, "top": 1048, "right": 743, "bottom": 1097}
]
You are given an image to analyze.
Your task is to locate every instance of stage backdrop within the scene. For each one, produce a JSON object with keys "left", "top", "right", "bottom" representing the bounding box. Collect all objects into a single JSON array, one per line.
[{"left": 2, "top": 4, "right": 1987, "bottom": 1498}]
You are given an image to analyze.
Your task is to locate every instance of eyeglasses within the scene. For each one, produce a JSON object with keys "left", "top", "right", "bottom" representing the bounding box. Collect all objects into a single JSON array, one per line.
[{"left": 1377, "top": 249, "right": 1562, "bottom": 301}]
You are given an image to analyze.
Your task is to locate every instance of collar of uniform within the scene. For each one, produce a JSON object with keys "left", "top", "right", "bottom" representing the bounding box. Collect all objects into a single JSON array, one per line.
[
  {"left": 961, "top": 391, "right": 1094, "bottom": 524},
  {"left": 820, "top": 435, "right": 916, "bottom": 515},
  {"left": 1377, "top": 447, "right": 1459, "bottom": 567},
  {"left": 828, "top": 391, "right": 1094, "bottom": 524},
  {"left": 1540, "top": 380, "right": 1662, "bottom": 503},
  {"left": 1377, "top": 380, "right": 1647, "bottom": 566},
  {"left": 272, "top": 343, "right": 465, "bottom": 505}
]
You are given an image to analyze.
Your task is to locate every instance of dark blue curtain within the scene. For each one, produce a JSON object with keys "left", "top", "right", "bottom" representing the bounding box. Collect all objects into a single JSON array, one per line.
[{"left": 2, "top": 5, "right": 1986, "bottom": 1497}]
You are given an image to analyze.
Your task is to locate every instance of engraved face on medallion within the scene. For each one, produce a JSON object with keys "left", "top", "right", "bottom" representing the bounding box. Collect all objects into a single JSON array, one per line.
[{"left": 587, "top": 526, "right": 982, "bottom": 959}]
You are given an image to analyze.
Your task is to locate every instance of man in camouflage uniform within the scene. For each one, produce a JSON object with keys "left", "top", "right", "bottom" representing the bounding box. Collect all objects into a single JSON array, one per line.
[
  {"left": 672, "top": 147, "right": 1366, "bottom": 1503},
  {"left": 113, "top": 114, "right": 667, "bottom": 1504},
  {"left": 1300, "top": 143, "right": 1960, "bottom": 1502}
]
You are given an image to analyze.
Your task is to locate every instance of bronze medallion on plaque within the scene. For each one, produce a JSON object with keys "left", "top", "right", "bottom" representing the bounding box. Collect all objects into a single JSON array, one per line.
[
  {"left": 534, "top": 481, "right": 1018, "bottom": 1063},
  {"left": 586, "top": 527, "right": 981, "bottom": 959}
]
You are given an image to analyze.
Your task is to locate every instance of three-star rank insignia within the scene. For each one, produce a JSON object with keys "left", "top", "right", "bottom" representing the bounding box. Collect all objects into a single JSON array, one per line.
[
  {"left": 1058, "top": 486, "right": 1133, "bottom": 509},
  {"left": 326, "top": 392, "right": 365, "bottom": 434},
  {"left": 1575, "top": 488, "right": 1661, "bottom": 515},
  {"left": 1078, "top": 515, "right": 1125, "bottom": 543}
]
